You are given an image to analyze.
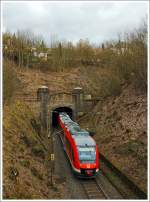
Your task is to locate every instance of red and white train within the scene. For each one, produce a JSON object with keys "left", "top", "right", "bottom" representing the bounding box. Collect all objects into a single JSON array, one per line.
[{"left": 57, "top": 112, "right": 99, "bottom": 178}]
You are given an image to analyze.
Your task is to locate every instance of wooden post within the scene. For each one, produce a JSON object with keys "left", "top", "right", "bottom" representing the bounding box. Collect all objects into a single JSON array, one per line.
[
  {"left": 18, "top": 51, "right": 21, "bottom": 67},
  {"left": 26, "top": 54, "right": 29, "bottom": 69},
  {"left": 47, "top": 129, "right": 55, "bottom": 187}
]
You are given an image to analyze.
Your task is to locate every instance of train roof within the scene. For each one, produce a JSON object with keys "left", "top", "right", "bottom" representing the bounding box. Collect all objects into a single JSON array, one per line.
[
  {"left": 59, "top": 113, "right": 72, "bottom": 122},
  {"left": 59, "top": 112, "right": 96, "bottom": 147},
  {"left": 73, "top": 135, "right": 96, "bottom": 147}
]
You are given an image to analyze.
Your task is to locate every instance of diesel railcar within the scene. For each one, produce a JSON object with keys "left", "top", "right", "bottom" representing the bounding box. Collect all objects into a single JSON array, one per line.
[{"left": 58, "top": 112, "right": 99, "bottom": 178}]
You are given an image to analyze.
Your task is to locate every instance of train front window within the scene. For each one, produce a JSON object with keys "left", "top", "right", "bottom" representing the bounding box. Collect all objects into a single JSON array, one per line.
[{"left": 78, "top": 146, "right": 96, "bottom": 163}]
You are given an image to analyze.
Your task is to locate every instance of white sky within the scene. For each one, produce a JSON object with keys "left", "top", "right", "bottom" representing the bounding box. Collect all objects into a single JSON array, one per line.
[{"left": 2, "top": 1, "right": 148, "bottom": 45}]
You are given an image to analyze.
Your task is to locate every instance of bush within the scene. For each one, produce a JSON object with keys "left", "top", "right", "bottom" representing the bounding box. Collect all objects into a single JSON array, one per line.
[
  {"left": 99, "top": 74, "right": 121, "bottom": 97},
  {"left": 31, "top": 145, "right": 45, "bottom": 159},
  {"left": 113, "top": 22, "right": 147, "bottom": 92},
  {"left": 95, "top": 21, "right": 147, "bottom": 94},
  {"left": 20, "top": 160, "right": 30, "bottom": 168},
  {"left": 20, "top": 134, "right": 37, "bottom": 147},
  {"left": 30, "top": 167, "right": 43, "bottom": 180},
  {"left": 3, "top": 60, "right": 20, "bottom": 104}
]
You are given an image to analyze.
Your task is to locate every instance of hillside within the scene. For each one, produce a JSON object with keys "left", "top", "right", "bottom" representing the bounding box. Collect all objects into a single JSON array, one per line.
[
  {"left": 2, "top": 3, "right": 147, "bottom": 199},
  {"left": 3, "top": 61, "right": 92, "bottom": 199},
  {"left": 3, "top": 60, "right": 147, "bottom": 198},
  {"left": 79, "top": 83, "right": 147, "bottom": 193},
  {"left": 3, "top": 101, "right": 69, "bottom": 199}
]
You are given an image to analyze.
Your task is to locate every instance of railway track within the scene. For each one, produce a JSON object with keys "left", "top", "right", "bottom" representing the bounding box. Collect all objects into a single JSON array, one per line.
[
  {"left": 100, "top": 153, "right": 147, "bottom": 199},
  {"left": 80, "top": 178, "right": 109, "bottom": 199},
  {"left": 54, "top": 129, "right": 147, "bottom": 200},
  {"left": 55, "top": 129, "right": 111, "bottom": 199},
  {"left": 18, "top": 96, "right": 147, "bottom": 199},
  {"left": 54, "top": 118, "right": 145, "bottom": 198}
]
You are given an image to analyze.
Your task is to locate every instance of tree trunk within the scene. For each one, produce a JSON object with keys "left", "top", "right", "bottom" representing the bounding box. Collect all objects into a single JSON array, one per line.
[
  {"left": 26, "top": 54, "right": 29, "bottom": 69},
  {"left": 18, "top": 51, "right": 21, "bottom": 67}
]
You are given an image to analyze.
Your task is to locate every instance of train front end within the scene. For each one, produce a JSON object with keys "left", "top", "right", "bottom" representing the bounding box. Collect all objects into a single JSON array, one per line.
[
  {"left": 74, "top": 133, "right": 99, "bottom": 178},
  {"left": 58, "top": 112, "right": 100, "bottom": 178}
]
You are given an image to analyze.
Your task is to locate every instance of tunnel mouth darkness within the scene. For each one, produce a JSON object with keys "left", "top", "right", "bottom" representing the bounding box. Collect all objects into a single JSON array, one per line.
[{"left": 51, "top": 106, "right": 73, "bottom": 128}]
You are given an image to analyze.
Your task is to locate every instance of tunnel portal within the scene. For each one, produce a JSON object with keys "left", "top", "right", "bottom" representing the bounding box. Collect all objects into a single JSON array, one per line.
[{"left": 51, "top": 106, "right": 74, "bottom": 128}]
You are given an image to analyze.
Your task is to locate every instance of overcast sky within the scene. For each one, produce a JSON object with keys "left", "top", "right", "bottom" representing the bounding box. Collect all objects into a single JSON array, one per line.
[{"left": 2, "top": 1, "right": 148, "bottom": 45}]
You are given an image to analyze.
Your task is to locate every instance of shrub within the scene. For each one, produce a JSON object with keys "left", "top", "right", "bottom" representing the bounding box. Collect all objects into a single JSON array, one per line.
[
  {"left": 20, "top": 134, "right": 37, "bottom": 147},
  {"left": 30, "top": 167, "right": 43, "bottom": 180},
  {"left": 31, "top": 145, "right": 45, "bottom": 159},
  {"left": 3, "top": 60, "right": 20, "bottom": 104},
  {"left": 113, "top": 22, "right": 147, "bottom": 92},
  {"left": 99, "top": 74, "right": 121, "bottom": 97},
  {"left": 20, "top": 160, "right": 30, "bottom": 168}
]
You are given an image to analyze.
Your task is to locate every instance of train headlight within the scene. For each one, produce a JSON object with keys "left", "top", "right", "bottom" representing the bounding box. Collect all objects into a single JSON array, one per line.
[{"left": 86, "top": 164, "right": 90, "bottom": 168}]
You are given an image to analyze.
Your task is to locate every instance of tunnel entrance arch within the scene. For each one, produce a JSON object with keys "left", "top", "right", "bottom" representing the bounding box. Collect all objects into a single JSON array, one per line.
[{"left": 51, "top": 105, "right": 75, "bottom": 128}]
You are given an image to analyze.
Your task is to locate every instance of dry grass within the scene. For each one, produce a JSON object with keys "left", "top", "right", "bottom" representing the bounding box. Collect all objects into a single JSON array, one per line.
[
  {"left": 3, "top": 101, "right": 59, "bottom": 199},
  {"left": 3, "top": 59, "right": 20, "bottom": 105},
  {"left": 79, "top": 84, "right": 147, "bottom": 193}
]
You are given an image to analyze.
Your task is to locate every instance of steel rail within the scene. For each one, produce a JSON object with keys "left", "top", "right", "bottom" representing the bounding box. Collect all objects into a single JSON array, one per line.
[
  {"left": 94, "top": 178, "right": 110, "bottom": 199},
  {"left": 81, "top": 179, "right": 109, "bottom": 199},
  {"left": 99, "top": 153, "right": 147, "bottom": 199}
]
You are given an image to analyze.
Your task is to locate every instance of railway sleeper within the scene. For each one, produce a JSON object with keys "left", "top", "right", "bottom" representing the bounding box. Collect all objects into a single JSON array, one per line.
[
  {"left": 88, "top": 194, "right": 105, "bottom": 199},
  {"left": 86, "top": 190, "right": 100, "bottom": 193}
]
